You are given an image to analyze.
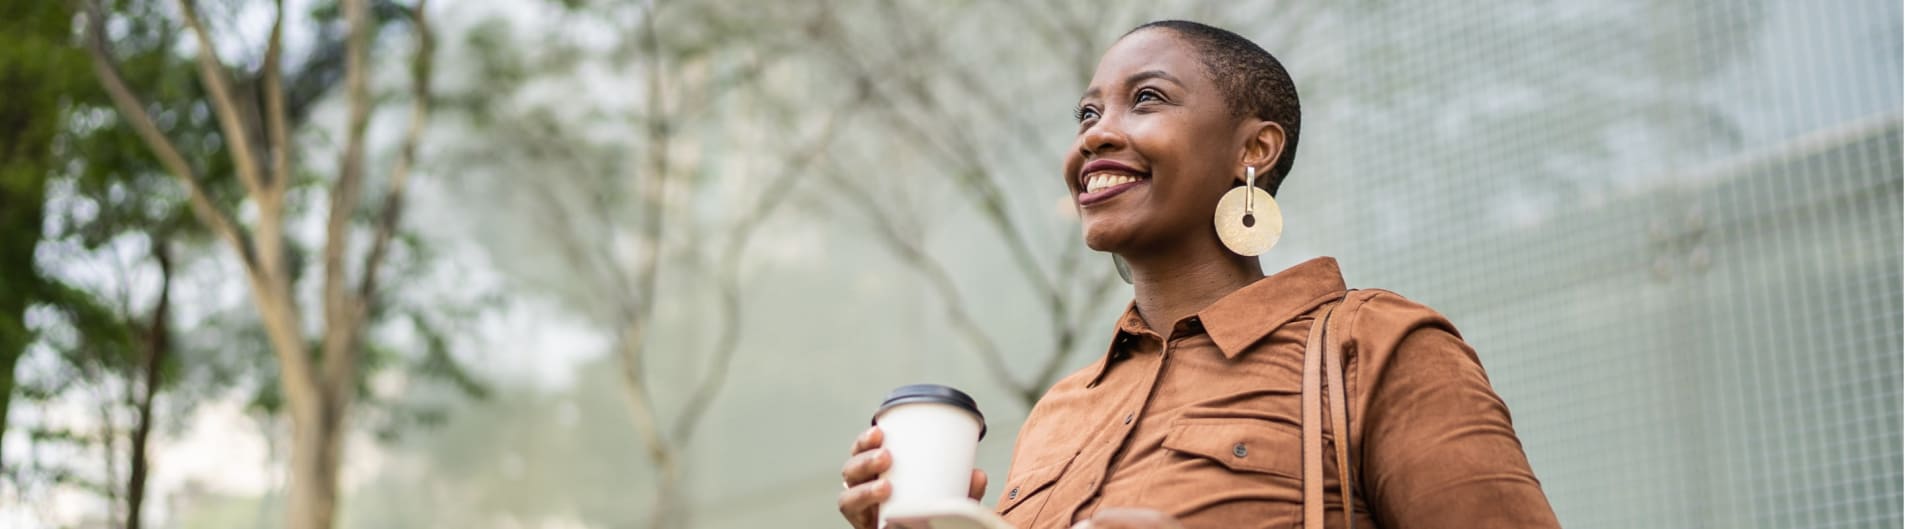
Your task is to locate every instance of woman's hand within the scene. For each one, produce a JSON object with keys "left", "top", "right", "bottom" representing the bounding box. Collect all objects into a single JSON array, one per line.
[
  {"left": 1070, "top": 508, "right": 1184, "bottom": 529},
  {"left": 837, "top": 426, "right": 988, "bottom": 529}
]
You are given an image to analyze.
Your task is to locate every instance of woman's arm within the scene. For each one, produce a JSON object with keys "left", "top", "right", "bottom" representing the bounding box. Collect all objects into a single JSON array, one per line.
[{"left": 1358, "top": 324, "right": 1561, "bottom": 528}]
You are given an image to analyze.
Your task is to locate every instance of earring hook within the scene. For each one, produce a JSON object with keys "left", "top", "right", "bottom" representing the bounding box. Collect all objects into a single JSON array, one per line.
[{"left": 1244, "top": 166, "right": 1257, "bottom": 214}]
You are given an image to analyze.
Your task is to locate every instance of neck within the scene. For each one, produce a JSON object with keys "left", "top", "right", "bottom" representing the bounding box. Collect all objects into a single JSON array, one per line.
[{"left": 1124, "top": 242, "right": 1264, "bottom": 334}]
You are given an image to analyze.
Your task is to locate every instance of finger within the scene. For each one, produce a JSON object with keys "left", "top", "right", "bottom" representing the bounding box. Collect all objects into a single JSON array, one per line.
[
  {"left": 837, "top": 479, "right": 891, "bottom": 519},
  {"left": 850, "top": 427, "right": 884, "bottom": 455},
  {"left": 837, "top": 480, "right": 889, "bottom": 511},
  {"left": 837, "top": 486, "right": 874, "bottom": 529},
  {"left": 841, "top": 448, "right": 891, "bottom": 485},
  {"left": 968, "top": 469, "right": 988, "bottom": 500}
]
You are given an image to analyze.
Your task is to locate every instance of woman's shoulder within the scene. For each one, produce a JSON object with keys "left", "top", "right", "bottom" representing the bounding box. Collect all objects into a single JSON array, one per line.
[{"left": 1334, "top": 288, "right": 1466, "bottom": 354}]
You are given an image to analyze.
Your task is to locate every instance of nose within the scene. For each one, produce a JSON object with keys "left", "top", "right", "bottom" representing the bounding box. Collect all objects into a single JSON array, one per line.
[{"left": 1077, "top": 115, "right": 1126, "bottom": 159}]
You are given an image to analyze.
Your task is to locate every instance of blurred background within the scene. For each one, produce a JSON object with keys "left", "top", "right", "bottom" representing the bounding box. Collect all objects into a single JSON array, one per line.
[{"left": 1, "top": 0, "right": 1899, "bottom": 528}]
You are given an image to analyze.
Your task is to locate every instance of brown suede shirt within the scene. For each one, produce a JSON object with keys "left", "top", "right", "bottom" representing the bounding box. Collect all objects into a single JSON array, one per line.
[{"left": 993, "top": 257, "right": 1560, "bottom": 529}]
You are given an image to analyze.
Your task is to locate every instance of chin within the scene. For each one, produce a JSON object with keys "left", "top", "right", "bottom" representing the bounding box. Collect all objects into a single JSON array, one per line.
[{"left": 1080, "top": 218, "right": 1136, "bottom": 253}]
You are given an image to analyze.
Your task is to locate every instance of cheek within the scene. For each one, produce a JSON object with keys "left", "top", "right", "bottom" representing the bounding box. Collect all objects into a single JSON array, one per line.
[
  {"left": 1060, "top": 153, "right": 1083, "bottom": 191},
  {"left": 1128, "top": 129, "right": 1207, "bottom": 200},
  {"left": 1126, "top": 115, "right": 1205, "bottom": 176}
]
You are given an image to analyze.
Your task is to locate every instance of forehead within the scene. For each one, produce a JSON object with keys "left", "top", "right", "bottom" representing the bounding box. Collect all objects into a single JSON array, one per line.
[{"left": 1085, "top": 29, "right": 1209, "bottom": 96}]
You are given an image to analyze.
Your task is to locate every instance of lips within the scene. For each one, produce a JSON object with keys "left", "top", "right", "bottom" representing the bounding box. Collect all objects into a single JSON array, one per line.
[{"left": 1077, "top": 159, "right": 1149, "bottom": 207}]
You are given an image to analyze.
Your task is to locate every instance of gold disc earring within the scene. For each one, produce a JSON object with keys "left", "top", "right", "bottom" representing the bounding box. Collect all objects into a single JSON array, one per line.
[{"left": 1214, "top": 165, "right": 1283, "bottom": 256}]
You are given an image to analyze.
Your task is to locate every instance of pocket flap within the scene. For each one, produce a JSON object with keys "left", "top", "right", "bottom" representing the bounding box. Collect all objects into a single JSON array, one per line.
[
  {"left": 1161, "top": 417, "right": 1300, "bottom": 478},
  {"left": 995, "top": 458, "right": 1068, "bottom": 515}
]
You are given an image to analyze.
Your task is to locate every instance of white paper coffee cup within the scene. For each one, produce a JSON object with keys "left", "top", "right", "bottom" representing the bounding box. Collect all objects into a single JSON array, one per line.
[{"left": 872, "top": 384, "right": 987, "bottom": 523}]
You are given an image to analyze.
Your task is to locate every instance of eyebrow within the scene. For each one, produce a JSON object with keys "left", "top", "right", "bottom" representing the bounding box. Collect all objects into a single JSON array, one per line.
[{"left": 1080, "top": 69, "right": 1185, "bottom": 103}]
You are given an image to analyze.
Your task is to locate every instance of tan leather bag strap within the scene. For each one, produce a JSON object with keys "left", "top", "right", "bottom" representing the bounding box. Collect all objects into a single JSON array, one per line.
[
  {"left": 1302, "top": 300, "right": 1357, "bottom": 529},
  {"left": 1324, "top": 300, "right": 1358, "bottom": 529}
]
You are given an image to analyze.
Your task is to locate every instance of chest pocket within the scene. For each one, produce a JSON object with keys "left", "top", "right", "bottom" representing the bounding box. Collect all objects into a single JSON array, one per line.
[
  {"left": 1161, "top": 416, "right": 1301, "bottom": 479},
  {"left": 995, "top": 457, "right": 1071, "bottom": 521}
]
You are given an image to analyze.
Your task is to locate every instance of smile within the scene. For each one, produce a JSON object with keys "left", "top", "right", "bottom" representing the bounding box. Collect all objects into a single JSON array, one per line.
[
  {"left": 1077, "top": 159, "right": 1150, "bottom": 207},
  {"left": 1078, "top": 173, "right": 1146, "bottom": 206}
]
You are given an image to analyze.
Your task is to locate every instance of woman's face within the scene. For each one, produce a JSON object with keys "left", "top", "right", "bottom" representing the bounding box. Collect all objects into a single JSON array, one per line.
[{"left": 1064, "top": 29, "right": 1251, "bottom": 255}]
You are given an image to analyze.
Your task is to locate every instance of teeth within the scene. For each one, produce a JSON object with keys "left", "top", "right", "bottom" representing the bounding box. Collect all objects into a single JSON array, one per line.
[{"left": 1084, "top": 173, "right": 1140, "bottom": 193}]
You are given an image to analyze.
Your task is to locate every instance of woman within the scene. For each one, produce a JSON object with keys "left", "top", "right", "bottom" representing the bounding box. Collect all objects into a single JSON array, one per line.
[{"left": 838, "top": 20, "right": 1561, "bottom": 529}]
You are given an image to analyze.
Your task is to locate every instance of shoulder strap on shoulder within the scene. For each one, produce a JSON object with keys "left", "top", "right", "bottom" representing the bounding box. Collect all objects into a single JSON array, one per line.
[{"left": 1303, "top": 292, "right": 1359, "bottom": 529}]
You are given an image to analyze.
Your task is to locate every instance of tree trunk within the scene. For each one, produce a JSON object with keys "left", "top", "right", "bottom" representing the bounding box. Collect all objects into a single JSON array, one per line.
[
  {"left": 124, "top": 237, "right": 173, "bottom": 529},
  {"left": 82, "top": 1, "right": 432, "bottom": 527},
  {"left": 286, "top": 414, "right": 344, "bottom": 529},
  {"left": 651, "top": 449, "right": 683, "bottom": 529}
]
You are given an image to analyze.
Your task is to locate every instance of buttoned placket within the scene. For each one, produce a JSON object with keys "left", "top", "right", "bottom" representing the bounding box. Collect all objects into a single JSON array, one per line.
[{"left": 1052, "top": 319, "right": 1203, "bottom": 525}]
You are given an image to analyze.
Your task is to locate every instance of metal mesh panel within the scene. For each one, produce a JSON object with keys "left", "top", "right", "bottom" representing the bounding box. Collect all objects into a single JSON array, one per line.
[{"left": 1277, "top": 1, "right": 1902, "bottom": 528}]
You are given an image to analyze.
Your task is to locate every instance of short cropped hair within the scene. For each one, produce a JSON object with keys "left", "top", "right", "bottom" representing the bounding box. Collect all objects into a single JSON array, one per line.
[{"left": 1127, "top": 20, "right": 1300, "bottom": 195}]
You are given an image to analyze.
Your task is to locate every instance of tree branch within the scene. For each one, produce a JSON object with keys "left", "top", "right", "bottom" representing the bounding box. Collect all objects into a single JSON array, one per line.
[
  {"left": 632, "top": 0, "right": 671, "bottom": 331},
  {"left": 1030, "top": 271, "right": 1120, "bottom": 400},
  {"left": 320, "top": 0, "right": 375, "bottom": 399},
  {"left": 587, "top": 12, "right": 682, "bottom": 525},
  {"left": 85, "top": 0, "right": 321, "bottom": 426},
  {"left": 822, "top": 162, "right": 1028, "bottom": 401},
  {"left": 672, "top": 107, "right": 850, "bottom": 445},
  {"left": 146, "top": 3, "right": 322, "bottom": 419},
  {"left": 358, "top": 0, "right": 433, "bottom": 305},
  {"left": 173, "top": 0, "right": 267, "bottom": 197},
  {"left": 124, "top": 237, "right": 171, "bottom": 529},
  {"left": 79, "top": 0, "right": 254, "bottom": 270},
  {"left": 515, "top": 134, "right": 639, "bottom": 312},
  {"left": 613, "top": 0, "right": 674, "bottom": 428},
  {"left": 258, "top": 0, "right": 291, "bottom": 289},
  {"left": 814, "top": 27, "right": 1065, "bottom": 321}
]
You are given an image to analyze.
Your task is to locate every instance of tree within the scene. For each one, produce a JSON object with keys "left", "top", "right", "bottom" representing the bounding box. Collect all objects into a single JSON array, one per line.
[
  {"left": 1, "top": 3, "right": 258, "bottom": 528},
  {"left": 80, "top": 0, "right": 440, "bottom": 527},
  {"left": 23, "top": 234, "right": 184, "bottom": 529},
  {"left": 440, "top": 1, "right": 847, "bottom": 526}
]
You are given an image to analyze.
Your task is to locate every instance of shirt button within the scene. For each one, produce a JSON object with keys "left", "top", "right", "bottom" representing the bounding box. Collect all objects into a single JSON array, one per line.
[
  {"left": 1233, "top": 443, "right": 1248, "bottom": 458},
  {"left": 1123, "top": 413, "right": 1134, "bottom": 425},
  {"left": 1008, "top": 487, "right": 1019, "bottom": 500}
]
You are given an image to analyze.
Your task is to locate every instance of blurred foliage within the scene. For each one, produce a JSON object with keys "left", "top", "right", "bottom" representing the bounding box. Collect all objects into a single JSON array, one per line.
[
  {"left": 5, "top": 0, "right": 491, "bottom": 526},
  {"left": 0, "top": 0, "right": 90, "bottom": 471},
  {"left": 2, "top": 1, "right": 249, "bottom": 523}
]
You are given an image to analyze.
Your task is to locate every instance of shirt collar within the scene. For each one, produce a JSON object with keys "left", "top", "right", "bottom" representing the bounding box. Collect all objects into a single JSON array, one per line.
[
  {"left": 1200, "top": 256, "right": 1347, "bottom": 358},
  {"left": 1087, "top": 256, "right": 1348, "bottom": 385}
]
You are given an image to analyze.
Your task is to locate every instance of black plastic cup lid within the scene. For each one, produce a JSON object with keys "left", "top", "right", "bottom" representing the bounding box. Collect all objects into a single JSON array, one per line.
[{"left": 873, "top": 384, "right": 987, "bottom": 440}]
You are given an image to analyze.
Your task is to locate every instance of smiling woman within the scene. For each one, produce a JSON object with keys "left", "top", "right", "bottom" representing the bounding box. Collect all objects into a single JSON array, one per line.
[{"left": 838, "top": 20, "right": 1563, "bottom": 529}]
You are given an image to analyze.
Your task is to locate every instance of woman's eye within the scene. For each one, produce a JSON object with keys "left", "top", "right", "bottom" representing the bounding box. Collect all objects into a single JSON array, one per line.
[
  {"left": 1135, "top": 89, "right": 1163, "bottom": 104},
  {"left": 1074, "top": 106, "right": 1099, "bottom": 122}
]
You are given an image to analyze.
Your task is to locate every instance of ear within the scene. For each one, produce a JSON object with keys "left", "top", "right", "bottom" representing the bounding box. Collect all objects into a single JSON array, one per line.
[{"left": 1237, "top": 119, "right": 1286, "bottom": 185}]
